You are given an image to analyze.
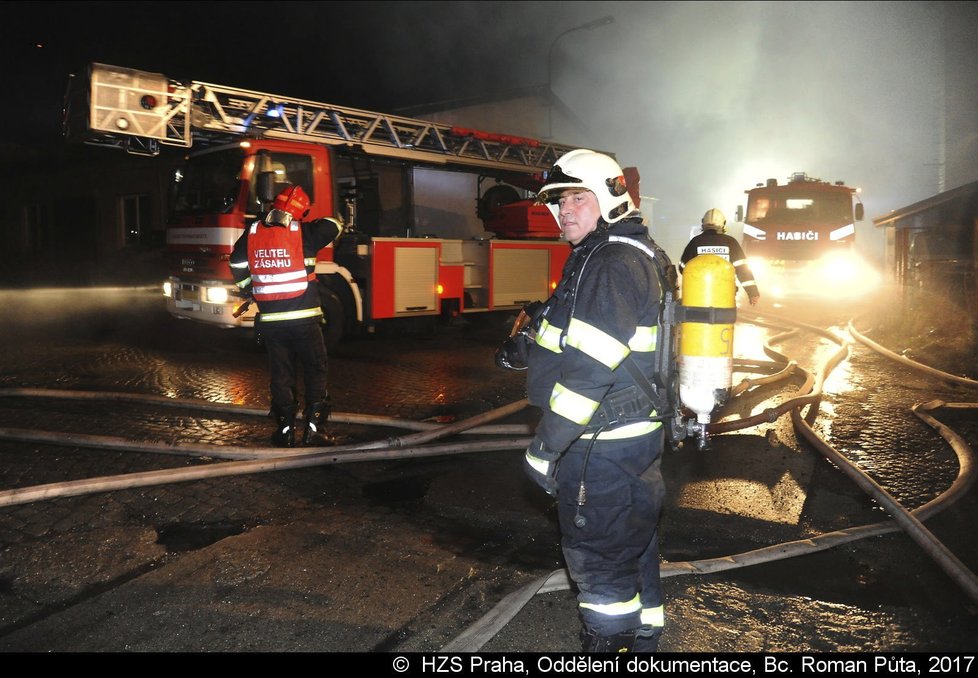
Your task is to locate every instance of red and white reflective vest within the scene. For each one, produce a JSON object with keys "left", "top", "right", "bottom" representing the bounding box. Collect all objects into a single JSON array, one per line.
[{"left": 247, "top": 221, "right": 315, "bottom": 302}]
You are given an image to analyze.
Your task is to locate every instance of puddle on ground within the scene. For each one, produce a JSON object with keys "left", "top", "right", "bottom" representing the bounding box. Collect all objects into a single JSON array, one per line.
[
  {"left": 155, "top": 522, "right": 246, "bottom": 552},
  {"left": 362, "top": 475, "right": 432, "bottom": 508}
]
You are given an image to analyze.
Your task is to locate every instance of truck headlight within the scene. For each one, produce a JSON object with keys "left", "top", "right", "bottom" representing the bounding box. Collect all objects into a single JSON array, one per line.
[
  {"left": 819, "top": 252, "right": 859, "bottom": 283},
  {"left": 818, "top": 252, "right": 880, "bottom": 294},
  {"left": 204, "top": 286, "right": 229, "bottom": 304}
]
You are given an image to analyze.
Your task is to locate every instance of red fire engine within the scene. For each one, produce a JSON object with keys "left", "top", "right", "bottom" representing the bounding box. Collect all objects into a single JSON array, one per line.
[
  {"left": 66, "top": 63, "right": 600, "bottom": 347},
  {"left": 738, "top": 172, "right": 877, "bottom": 299}
]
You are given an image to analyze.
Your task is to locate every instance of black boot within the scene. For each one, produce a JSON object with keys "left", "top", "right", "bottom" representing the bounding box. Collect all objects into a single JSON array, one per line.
[
  {"left": 302, "top": 398, "right": 331, "bottom": 446},
  {"left": 632, "top": 625, "right": 662, "bottom": 653},
  {"left": 580, "top": 627, "right": 635, "bottom": 653},
  {"left": 271, "top": 405, "right": 297, "bottom": 447}
]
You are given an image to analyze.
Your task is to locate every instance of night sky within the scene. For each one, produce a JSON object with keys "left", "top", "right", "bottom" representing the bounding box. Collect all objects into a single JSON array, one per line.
[{"left": 4, "top": 1, "right": 977, "bottom": 261}]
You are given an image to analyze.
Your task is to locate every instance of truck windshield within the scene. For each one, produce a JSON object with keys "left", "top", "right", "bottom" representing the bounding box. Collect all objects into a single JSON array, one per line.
[
  {"left": 747, "top": 191, "right": 853, "bottom": 225},
  {"left": 172, "top": 148, "right": 245, "bottom": 217}
]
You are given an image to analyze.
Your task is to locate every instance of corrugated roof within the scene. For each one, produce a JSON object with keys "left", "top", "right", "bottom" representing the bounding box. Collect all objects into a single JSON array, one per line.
[{"left": 873, "top": 179, "right": 978, "bottom": 227}]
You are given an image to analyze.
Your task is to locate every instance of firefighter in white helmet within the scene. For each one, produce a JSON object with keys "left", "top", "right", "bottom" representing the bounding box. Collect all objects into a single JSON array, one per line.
[
  {"left": 517, "top": 149, "right": 676, "bottom": 652},
  {"left": 680, "top": 208, "right": 760, "bottom": 305}
]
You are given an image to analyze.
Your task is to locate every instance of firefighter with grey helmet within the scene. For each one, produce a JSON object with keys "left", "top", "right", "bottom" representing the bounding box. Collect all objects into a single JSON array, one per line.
[
  {"left": 680, "top": 208, "right": 760, "bottom": 306},
  {"left": 229, "top": 185, "right": 343, "bottom": 447},
  {"left": 518, "top": 148, "right": 675, "bottom": 653}
]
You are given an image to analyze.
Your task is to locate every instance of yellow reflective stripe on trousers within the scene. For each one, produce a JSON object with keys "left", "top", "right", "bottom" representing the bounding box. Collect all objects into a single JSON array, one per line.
[
  {"left": 550, "top": 382, "right": 600, "bottom": 426},
  {"left": 580, "top": 593, "right": 642, "bottom": 617},
  {"left": 304, "top": 257, "right": 318, "bottom": 267},
  {"left": 535, "top": 319, "right": 563, "bottom": 353},
  {"left": 641, "top": 605, "right": 665, "bottom": 628},
  {"left": 259, "top": 308, "right": 323, "bottom": 322},
  {"left": 581, "top": 420, "right": 662, "bottom": 440},
  {"left": 565, "top": 318, "right": 628, "bottom": 369},
  {"left": 235, "top": 277, "right": 252, "bottom": 289},
  {"left": 628, "top": 325, "right": 657, "bottom": 352}
]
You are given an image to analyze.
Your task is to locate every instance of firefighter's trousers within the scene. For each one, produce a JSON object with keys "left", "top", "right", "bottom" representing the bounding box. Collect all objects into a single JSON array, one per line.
[
  {"left": 556, "top": 430, "right": 666, "bottom": 637},
  {"left": 261, "top": 320, "right": 329, "bottom": 416}
]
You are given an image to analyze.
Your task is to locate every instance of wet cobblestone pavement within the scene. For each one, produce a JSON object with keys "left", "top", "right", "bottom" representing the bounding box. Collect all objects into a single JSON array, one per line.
[{"left": 0, "top": 288, "right": 977, "bottom": 653}]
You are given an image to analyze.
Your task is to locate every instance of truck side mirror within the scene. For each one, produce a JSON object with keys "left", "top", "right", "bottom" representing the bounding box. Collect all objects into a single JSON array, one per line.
[
  {"left": 257, "top": 171, "right": 277, "bottom": 205},
  {"left": 855, "top": 203, "right": 864, "bottom": 221}
]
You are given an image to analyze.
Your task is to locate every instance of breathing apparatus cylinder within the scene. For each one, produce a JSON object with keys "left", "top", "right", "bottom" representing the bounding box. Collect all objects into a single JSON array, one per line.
[{"left": 678, "top": 254, "right": 736, "bottom": 427}]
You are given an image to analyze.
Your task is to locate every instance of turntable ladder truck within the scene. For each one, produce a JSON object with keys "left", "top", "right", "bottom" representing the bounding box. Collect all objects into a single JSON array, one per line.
[{"left": 66, "top": 62, "right": 587, "bottom": 347}]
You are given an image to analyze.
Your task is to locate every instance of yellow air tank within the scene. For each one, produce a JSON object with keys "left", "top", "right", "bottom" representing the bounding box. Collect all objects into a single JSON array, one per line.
[{"left": 679, "top": 254, "right": 737, "bottom": 427}]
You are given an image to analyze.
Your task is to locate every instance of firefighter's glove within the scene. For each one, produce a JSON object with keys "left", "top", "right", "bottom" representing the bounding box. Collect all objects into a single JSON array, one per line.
[
  {"left": 494, "top": 334, "right": 530, "bottom": 371},
  {"left": 519, "top": 301, "right": 544, "bottom": 327},
  {"left": 494, "top": 301, "right": 543, "bottom": 371},
  {"left": 748, "top": 291, "right": 760, "bottom": 307},
  {"left": 524, "top": 438, "right": 560, "bottom": 497}
]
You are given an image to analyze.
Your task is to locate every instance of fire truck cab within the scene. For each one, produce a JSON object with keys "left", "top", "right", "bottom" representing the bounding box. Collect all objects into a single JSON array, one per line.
[{"left": 738, "top": 172, "right": 876, "bottom": 299}]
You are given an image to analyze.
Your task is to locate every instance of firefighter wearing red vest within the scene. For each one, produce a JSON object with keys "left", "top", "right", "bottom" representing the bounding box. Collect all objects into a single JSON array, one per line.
[{"left": 229, "top": 185, "right": 343, "bottom": 447}]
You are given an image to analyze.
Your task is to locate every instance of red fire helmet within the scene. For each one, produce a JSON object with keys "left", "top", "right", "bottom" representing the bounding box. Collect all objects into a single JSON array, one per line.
[{"left": 273, "top": 185, "right": 311, "bottom": 220}]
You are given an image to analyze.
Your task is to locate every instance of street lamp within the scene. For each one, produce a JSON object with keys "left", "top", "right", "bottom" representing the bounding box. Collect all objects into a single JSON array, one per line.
[{"left": 547, "top": 15, "right": 615, "bottom": 138}]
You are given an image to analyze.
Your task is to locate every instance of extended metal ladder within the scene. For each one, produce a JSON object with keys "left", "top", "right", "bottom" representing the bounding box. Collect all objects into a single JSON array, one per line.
[{"left": 72, "top": 62, "right": 578, "bottom": 172}]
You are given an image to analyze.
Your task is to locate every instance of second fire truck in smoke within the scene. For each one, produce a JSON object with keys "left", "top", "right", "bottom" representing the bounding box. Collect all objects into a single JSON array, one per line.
[{"left": 739, "top": 172, "right": 877, "bottom": 299}]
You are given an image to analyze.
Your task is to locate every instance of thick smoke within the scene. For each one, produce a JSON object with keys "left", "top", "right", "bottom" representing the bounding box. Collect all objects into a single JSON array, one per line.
[{"left": 555, "top": 1, "right": 956, "bottom": 263}]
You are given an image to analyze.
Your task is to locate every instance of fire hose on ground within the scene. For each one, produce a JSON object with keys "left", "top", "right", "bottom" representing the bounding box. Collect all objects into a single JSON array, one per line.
[
  {"left": 0, "top": 355, "right": 795, "bottom": 505},
  {"left": 0, "top": 354, "right": 790, "bottom": 507},
  {"left": 0, "top": 396, "right": 535, "bottom": 507}
]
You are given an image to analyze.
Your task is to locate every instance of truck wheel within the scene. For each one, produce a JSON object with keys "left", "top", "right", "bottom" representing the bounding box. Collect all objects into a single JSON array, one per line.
[{"left": 318, "top": 286, "right": 345, "bottom": 351}]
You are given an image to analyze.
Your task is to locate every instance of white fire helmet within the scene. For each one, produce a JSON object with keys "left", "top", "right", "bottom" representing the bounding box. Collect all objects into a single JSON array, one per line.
[
  {"left": 701, "top": 208, "right": 727, "bottom": 232},
  {"left": 537, "top": 149, "right": 637, "bottom": 225}
]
